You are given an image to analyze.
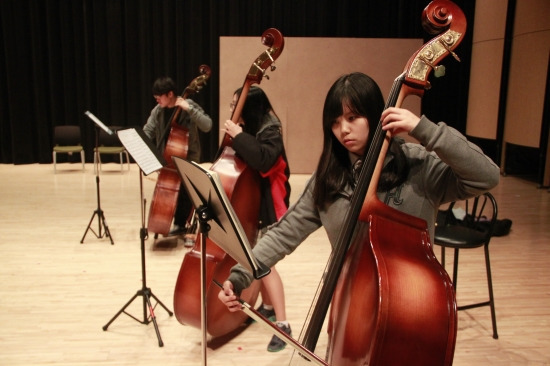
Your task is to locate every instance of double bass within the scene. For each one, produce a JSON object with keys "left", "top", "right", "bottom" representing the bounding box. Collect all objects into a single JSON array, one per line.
[
  {"left": 297, "top": 1, "right": 466, "bottom": 365},
  {"left": 173, "top": 28, "right": 284, "bottom": 337},
  {"left": 147, "top": 66, "right": 211, "bottom": 236}
]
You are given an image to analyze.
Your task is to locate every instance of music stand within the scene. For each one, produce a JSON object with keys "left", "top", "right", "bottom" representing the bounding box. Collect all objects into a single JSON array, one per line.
[
  {"left": 81, "top": 111, "right": 114, "bottom": 244},
  {"left": 102, "top": 127, "right": 173, "bottom": 347},
  {"left": 173, "top": 157, "right": 327, "bottom": 366}
]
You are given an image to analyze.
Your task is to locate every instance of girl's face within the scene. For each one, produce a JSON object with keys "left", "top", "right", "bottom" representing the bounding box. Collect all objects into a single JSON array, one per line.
[{"left": 331, "top": 104, "right": 370, "bottom": 156}]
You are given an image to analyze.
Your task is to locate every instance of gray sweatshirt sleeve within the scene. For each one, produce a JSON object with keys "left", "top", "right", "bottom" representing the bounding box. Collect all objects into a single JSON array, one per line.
[
  {"left": 187, "top": 100, "right": 212, "bottom": 133},
  {"left": 228, "top": 177, "right": 322, "bottom": 294},
  {"left": 409, "top": 115, "right": 500, "bottom": 204}
]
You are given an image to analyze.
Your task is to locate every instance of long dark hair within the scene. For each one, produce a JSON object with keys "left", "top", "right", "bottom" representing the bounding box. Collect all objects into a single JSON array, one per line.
[
  {"left": 313, "top": 72, "right": 408, "bottom": 208},
  {"left": 234, "top": 86, "right": 277, "bottom": 136}
]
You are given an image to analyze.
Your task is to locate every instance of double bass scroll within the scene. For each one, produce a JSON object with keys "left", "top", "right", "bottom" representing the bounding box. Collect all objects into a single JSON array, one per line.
[{"left": 218, "top": 28, "right": 285, "bottom": 152}]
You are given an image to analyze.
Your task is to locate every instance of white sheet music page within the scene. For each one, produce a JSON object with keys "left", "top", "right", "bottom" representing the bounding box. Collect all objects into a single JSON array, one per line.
[{"left": 117, "top": 128, "right": 163, "bottom": 175}]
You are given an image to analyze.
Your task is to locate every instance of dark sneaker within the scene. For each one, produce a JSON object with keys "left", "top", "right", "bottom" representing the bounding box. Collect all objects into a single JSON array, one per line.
[
  {"left": 257, "top": 304, "right": 276, "bottom": 321},
  {"left": 169, "top": 225, "right": 186, "bottom": 236},
  {"left": 245, "top": 303, "right": 276, "bottom": 325},
  {"left": 267, "top": 323, "right": 292, "bottom": 352}
]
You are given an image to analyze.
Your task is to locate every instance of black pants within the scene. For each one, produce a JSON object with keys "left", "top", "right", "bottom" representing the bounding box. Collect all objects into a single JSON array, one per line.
[{"left": 173, "top": 184, "right": 193, "bottom": 227}]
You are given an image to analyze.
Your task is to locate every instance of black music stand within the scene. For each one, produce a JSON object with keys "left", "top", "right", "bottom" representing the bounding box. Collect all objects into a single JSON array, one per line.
[
  {"left": 173, "top": 157, "right": 327, "bottom": 366},
  {"left": 102, "top": 127, "right": 172, "bottom": 347},
  {"left": 81, "top": 111, "right": 114, "bottom": 244}
]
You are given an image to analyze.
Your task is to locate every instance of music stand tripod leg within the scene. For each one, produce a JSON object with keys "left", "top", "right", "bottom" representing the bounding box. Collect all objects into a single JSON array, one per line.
[
  {"left": 102, "top": 208, "right": 173, "bottom": 347},
  {"left": 80, "top": 208, "right": 114, "bottom": 243},
  {"left": 137, "top": 224, "right": 173, "bottom": 321},
  {"left": 81, "top": 168, "right": 114, "bottom": 245},
  {"left": 102, "top": 286, "right": 168, "bottom": 346},
  {"left": 80, "top": 209, "right": 98, "bottom": 243}
]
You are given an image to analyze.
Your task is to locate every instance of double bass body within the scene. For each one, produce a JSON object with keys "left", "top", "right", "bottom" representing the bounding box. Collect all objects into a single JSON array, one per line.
[
  {"left": 173, "top": 148, "right": 263, "bottom": 336},
  {"left": 327, "top": 200, "right": 457, "bottom": 365}
]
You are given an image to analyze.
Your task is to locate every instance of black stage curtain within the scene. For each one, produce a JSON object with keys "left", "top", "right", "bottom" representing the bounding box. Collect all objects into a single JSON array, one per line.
[{"left": 0, "top": 0, "right": 475, "bottom": 164}]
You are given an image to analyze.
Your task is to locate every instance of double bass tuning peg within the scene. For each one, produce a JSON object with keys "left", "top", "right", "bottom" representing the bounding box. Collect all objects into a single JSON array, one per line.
[
  {"left": 264, "top": 65, "right": 277, "bottom": 80},
  {"left": 434, "top": 65, "right": 446, "bottom": 78},
  {"left": 419, "top": 53, "right": 446, "bottom": 78}
]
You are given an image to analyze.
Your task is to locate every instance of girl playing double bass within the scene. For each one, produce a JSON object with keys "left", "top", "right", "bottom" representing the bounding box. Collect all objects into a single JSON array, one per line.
[
  {"left": 222, "top": 86, "right": 292, "bottom": 352},
  {"left": 218, "top": 72, "right": 499, "bottom": 338}
]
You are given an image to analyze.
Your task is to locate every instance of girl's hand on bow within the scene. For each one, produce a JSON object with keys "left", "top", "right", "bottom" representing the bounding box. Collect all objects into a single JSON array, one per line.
[{"left": 217, "top": 280, "right": 242, "bottom": 312}]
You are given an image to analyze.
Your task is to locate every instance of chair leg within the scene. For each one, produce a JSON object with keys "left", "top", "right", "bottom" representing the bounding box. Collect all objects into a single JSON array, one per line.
[
  {"left": 440, "top": 246, "right": 446, "bottom": 269},
  {"left": 124, "top": 151, "right": 130, "bottom": 170},
  {"left": 484, "top": 244, "right": 499, "bottom": 339},
  {"left": 80, "top": 150, "right": 85, "bottom": 171},
  {"left": 53, "top": 151, "right": 57, "bottom": 173},
  {"left": 119, "top": 152, "right": 123, "bottom": 172},
  {"left": 452, "top": 248, "right": 459, "bottom": 288}
]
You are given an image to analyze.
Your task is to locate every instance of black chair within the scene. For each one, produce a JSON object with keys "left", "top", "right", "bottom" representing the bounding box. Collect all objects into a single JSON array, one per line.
[
  {"left": 93, "top": 126, "right": 130, "bottom": 173},
  {"left": 434, "top": 192, "right": 499, "bottom": 339},
  {"left": 52, "top": 125, "right": 85, "bottom": 173}
]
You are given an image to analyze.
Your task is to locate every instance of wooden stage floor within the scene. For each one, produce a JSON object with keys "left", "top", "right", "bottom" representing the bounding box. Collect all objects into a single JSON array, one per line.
[{"left": 0, "top": 162, "right": 548, "bottom": 365}]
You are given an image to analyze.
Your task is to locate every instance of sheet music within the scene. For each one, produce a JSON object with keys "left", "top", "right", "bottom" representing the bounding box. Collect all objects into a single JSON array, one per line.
[
  {"left": 84, "top": 111, "right": 113, "bottom": 135},
  {"left": 117, "top": 128, "right": 163, "bottom": 175}
]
